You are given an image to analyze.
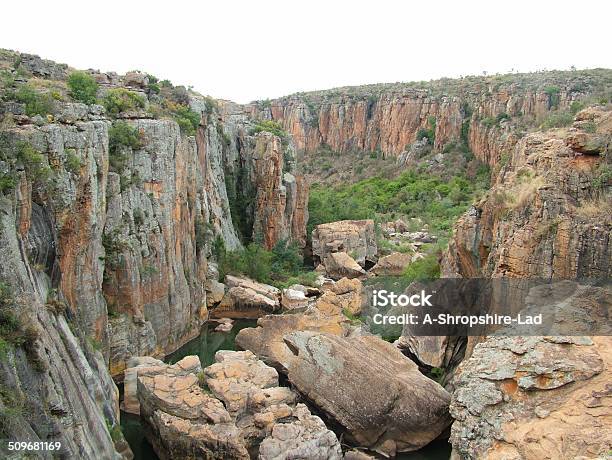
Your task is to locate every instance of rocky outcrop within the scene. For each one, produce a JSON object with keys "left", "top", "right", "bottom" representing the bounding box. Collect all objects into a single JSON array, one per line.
[
  {"left": 283, "top": 332, "right": 452, "bottom": 456},
  {"left": 251, "top": 132, "right": 309, "bottom": 250},
  {"left": 450, "top": 335, "right": 611, "bottom": 459},
  {"left": 442, "top": 107, "right": 611, "bottom": 279},
  {"left": 0, "top": 49, "right": 310, "bottom": 456},
  {"left": 258, "top": 404, "right": 343, "bottom": 460},
  {"left": 312, "top": 219, "right": 377, "bottom": 269},
  {"left": 136, "top": 353, "right": 342, "bottom": 460}
]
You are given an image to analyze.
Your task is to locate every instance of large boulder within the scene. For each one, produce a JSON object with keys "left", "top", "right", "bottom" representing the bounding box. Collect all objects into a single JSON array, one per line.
[
  {"left": 371, "top": 251, "right": 413, "bottom": 276},
  {"left": 122, "top": 356, "right": 166, "bottom": 414},
  {"left": 283, "top": 332, "right": 452, "bottom": 456},
  {"left": 235, "top": 302, "right": 353, "bottom": 371},
  {"left": 137, "top": 356, "right": 247, "bottom": 459},
  {"left": 211, "top": 275, "right": 281, "bottom": 318},
  {"left": 449, "top": 335, "right": 611, "bottom": 459},
  {"left": 323, "top": 252, "right": 366, "bottom": 280},
  {"left": 312, "top": 220, "right": 377, "bottom": 268}
]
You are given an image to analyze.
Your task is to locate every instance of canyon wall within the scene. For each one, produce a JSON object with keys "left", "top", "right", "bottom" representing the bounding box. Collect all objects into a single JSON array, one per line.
[
  {"left": 249, "top": 70, "right": 610, "bottom": 168},
  {"left": 0, "top": 52, "right": 307, "bottom": 457}
]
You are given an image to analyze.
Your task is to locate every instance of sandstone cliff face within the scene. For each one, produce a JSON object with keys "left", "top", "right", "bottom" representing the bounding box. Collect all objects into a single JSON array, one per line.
[
  {"left": 442, "top": 107, "right": 611, "bottom": 279},
  {"left": 0, "top": 51, "right": 309, "bottom": 456},
  {"left": 250, "top": 70, "right": 610, "bottom": 169}
]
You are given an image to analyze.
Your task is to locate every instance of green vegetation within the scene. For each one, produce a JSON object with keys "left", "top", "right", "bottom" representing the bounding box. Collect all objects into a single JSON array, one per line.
[
  {"left": 173, "top": 105, "right": 200, "bottom": 135},
  {"left": 0, "top": 385, "right": 27, "bottom": 437},
  {"left": 65, "top": 149, "right": 81, "bottom": 174},
  {"left": 14, "top": 84, "right": 54, "bottom": 117},
  {"left": 102, "top": 88, "right": 146, "bottom": 117},
  {"left": 416, "top": 116, "right": 436, "bottom": 144},
  {"left": 308, "top": 164, "right": 490, "bottom": 235},
  {"left": 16, "top": 141, "right": 52, "bottom": 183},
  {"left": 249, "top": 120, "right": 288, "bottom": 143},
  {"left": 540, "top": 110, "right": 574, "bottom": 129},
  {"left": 108, "top": 121, "right": 143, "bottom": 173},
  {"left": 67, "top": 71, "right": 99, "bottom": 104},
  {"left": 544, "top": 85, "right": 561, "bottom": 108},
  {"left": 0, "top": 282, "right": 39, "bottom": 363},
  {"left": 102, "top": 228, "right": 127, "bottom": 269},
  {"left": 214, "top": 237, "right": 316, "bottom": 288},
  {"left": 402, "top": 253, "right": 441, "bottom": 282}
]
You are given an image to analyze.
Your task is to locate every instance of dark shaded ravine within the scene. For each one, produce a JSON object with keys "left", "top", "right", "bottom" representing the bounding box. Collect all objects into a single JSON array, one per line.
[{"left": 119, "top": 319, "right": 451, "bottom": 459}]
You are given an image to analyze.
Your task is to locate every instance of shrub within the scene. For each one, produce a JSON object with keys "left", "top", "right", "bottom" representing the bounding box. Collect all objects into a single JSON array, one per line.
[
  {"left": 67, "top": 71, "right": 99, "bottom": 104},
  {"left": 570, "top": 100, "right": 585, "bottom": 114},
  {"left": 0, "top": 173, "right": 17, "bottom": 194},
  {"left": 403, "top": 254, "right": 440, "bottom": 282},
  {"left": 108, "top": 121, "right": 143, "bottom": 173},
  {"left": 544, "top": 85, "right": 561, "bottom": 108},
  {"left": 215, "top": 238, "right": 310, "bottom": 288},
  {"left": 173, "top": 105, "right": 200, "bottom": 135},
  {"left": 540, "top": 111, "right": 573, "bottom": 129},
  {"left": 416, "top": 117, "right": 436, "bottom": 143},
  {"left": 65, "top": 149, "right": 81, "bottom": 174},
  {"left": 16, "top": 141, "right": 52, "bottom": 183},
  {"left": 249, "top": 120, "right": 288, "bottom": 141},
  {"left": 15, "top": 85, "right": 54, "bottom": 117},
  {"left": 102, "top": 88, "right": 146, "bottom": 117}
]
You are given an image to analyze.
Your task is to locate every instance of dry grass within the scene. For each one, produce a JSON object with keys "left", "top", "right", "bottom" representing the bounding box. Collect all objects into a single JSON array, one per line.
[{"left": 574, "top": 195, "right": 612, "bottom": 218}]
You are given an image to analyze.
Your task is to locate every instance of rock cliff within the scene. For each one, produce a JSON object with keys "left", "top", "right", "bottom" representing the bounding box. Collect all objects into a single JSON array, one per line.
[
  {"left": 250, "top": 70, "right": 610, "bottom": 168},
  {"left": 0, "top": 50, "right": 307, "bottom": 457}
]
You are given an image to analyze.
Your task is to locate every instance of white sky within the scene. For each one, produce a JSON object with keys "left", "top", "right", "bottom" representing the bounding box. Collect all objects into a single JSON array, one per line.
[{"left": 1, "top": 1, "right": 610, "bottom": 103}]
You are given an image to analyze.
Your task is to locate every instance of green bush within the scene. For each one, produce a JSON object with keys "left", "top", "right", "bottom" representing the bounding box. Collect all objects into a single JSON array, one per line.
[
  {"left": 540, "top": 111, "right": 573, "bottom": 129},
  {"left": 67, "top": 71, "right": 99, "bottom": 104},
  {"left": 249, "top": 120, "right": 288, "bottom": 142},
  {"left": 308, "top": 165, "right": 490, "bottom": 236},
  {"left": 403, "top": 253, "right": 441, "bottom": 282},
  {"left": 15, "top": 85, "right": 54, "bottom": 117},
  {"left": 173, "top": 105, "right": 200, "bottom": 135},
  {"left": 416, "top": 116, "right": 436, "bottom": 143},
  {"left": 65, "top": 149, "right": 81, "bottom": 174},
  {"left": 215, "top": 238, "right": 311, "bottom": 288},
  {"left": 0, "top": 173, "right": 17, "bottom": 194},
  {"left": 16, "top": 141, "right": 52, "bottom": 183},
  {"left": 544, "top": 85, "right": 561, "bottom": 108},
  {"left": 102, "top": 88, "right": 146, "bottom": 117},
  {"left": 108, "top": 121, "right": 143, "bottom": 173}
]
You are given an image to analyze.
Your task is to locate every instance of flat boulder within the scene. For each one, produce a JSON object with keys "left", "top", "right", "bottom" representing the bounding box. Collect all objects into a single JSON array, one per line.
[
  {"left": 283, "top": 332, "right": 452, "bottom": 456},
  {"left": 312, "top": 220, "right": 377, "bottom": 268},
  {"left": 212, "top": 275, "right": 281, "bottom": 318},
  {"left": 235, "top": 302, "right": 352, "bottom": 371},
  {"left": 371, "top": 252, "right": 412, "bottom": 276},
  {"left": 323, "top": 252, "right": 366, "bottom": 280}
]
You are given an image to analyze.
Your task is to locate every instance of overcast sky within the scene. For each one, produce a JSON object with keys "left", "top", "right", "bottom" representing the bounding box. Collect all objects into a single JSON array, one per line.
[{"left": 1, "top": 1, "right": 610, "bottom": 103}]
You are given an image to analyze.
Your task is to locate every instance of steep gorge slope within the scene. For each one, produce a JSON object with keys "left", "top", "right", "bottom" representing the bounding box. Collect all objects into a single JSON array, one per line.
[
  {"left": 250, "top": 69, "right": 610, "bottom": 168},
  {"left": 0, "top": 50, "right": 610, "bottom": 459}
]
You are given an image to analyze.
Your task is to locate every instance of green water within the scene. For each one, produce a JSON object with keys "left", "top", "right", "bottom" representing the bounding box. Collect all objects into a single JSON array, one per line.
[{"left": 166, "top": 319, "right": 257, "bottom": 366}]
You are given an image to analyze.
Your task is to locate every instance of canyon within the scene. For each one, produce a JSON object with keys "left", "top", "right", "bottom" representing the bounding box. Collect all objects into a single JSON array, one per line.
[{"left": 0, "top": 50, "right": 610, "bottom": 459}]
